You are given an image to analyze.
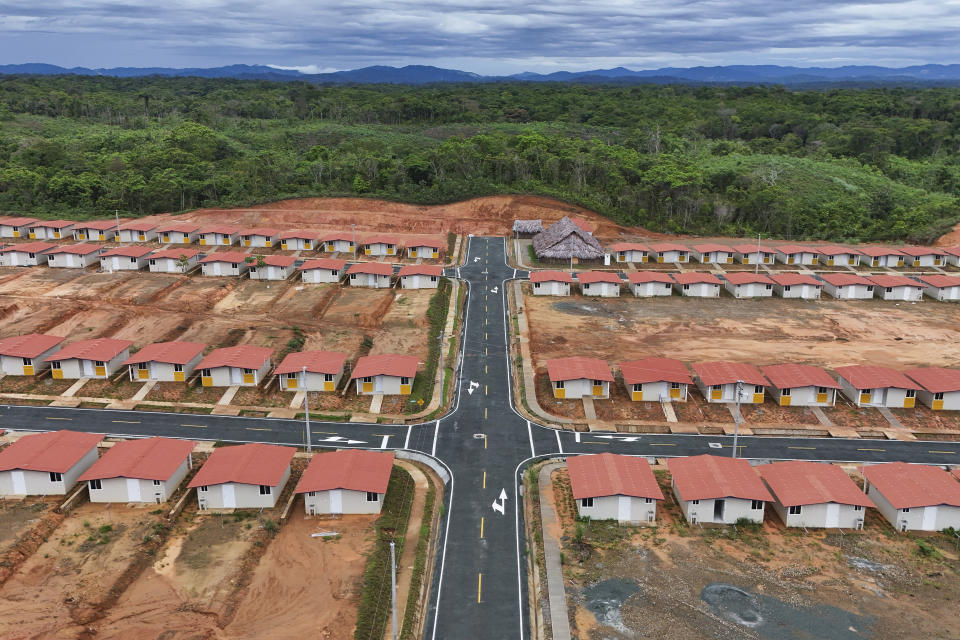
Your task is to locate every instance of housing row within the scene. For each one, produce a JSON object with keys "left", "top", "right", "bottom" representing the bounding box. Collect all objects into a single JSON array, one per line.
[
  {"left": 546, "top": 356, "right": 960, "bottom": 410},
  {"left": 530, "top": 269, "right": 960, "bottom": 301},
  {"left": 0, "top": 217, "right": 446, "bottom": 257},
  {"left": 565, "top": 452, "right": 960, "bottom": 533},
  {"left": 0, "top": 335, "right": 422, "bottom": 396},
  {"left": 0, "top": 430, "right": 394, "bottom": 514}
]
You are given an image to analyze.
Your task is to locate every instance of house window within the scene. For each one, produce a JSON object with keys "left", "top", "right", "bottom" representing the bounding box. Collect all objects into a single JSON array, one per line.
[
  {"left": 89, "top": 479, "right": 102, "bottom": 490},
  {"left": 902, "top": 508, "right": 910, "bottom": 513},
  {"left": 430, "top": 276, "right": 438, "bottom": 282},
  {"left": 754, "top": 385, "right": 763, "bottom": 394},
  {"left": 149, "top": 259, "right": 156, "bottom": 265},
  {"left": 581, "top": 497, "right": 594, "bottom": 508},
  {"left": 885, "top": 287, "right": 893, "bottom": 293},
  {"left": 51, "top": 361, "right": 61, "bottom": 370},
  {"left": 174, "top": 364, "right": 184, "bottom": 372},
  {"left": 866, "top": 286, "right": 874, "bottom": 292},
  {"left": 244, "top": 368, "right": 254, "bottom": 375},
  {"left": 691, "top": 500, "right": 699, "bottom": 505},
  {"left": 363, "top": 376, "right": 372, "bottom": 383},
  {"left": 784, "top": 285, "right": 791, "bottom": 292},
  {"left": 138, "top": 362, "right": 148, "bottom": 370},
  {"left": 324, "top": 373, "right": 334, "bottom": 382},
  {"left": 231, "top": 263, "right": 239, "bottom": 269},
  {"left": 199, "top": 485, "right": 208, "bottom": 492},
  {"left": 555, "top": 380, "right": 564, "bottom": 389},
  {"left": 935, "top": 392, "right": 944, "bottom": 400},
  {"left": 818, "top": 387, "right": 827, "bottom": 394},
  {"left": 683, "top": 284, "right": 690, "bottom": 291},
  {"left": 249, "top": 266, "right": 256, "bottom": 272},
  {"left": 95, "top": 361, "right": 105, "bottom": 368},
  {"left": 130, "top": 257, "right": 137, "bottom": 264},
  {"left": 853, "top": 505, "right": 863, "bottom": 511},
  {"left": 22, "top": 357, "right": 31, "bottom": 366},
  {"left": 28, "top": 253, "right": 35, "bottom": 259},
  {"left": 49, "top": 472, "right": 62, "bottom": 482},
  {"left": 201, "top": 369, "right": 211, "bottom": 377},
  {"left": 751, "top": 500, "right": 764, "bottom": 510},
  {"left": 259, "top": 485, "right": 271, "bottom": 495},
  {"left": 593, "top": 380, "right": 604, "bottom": 386},
  {"left": 671, "top": 382, "right": 681, "bottom": 389},
  {"left": 905, "top": 389, "right": 916, "bottom": 398},
  {"left": 765, "top": 284, "right": 772, "bottom": 290},
  {"left": 331, "top": 270, "right": 338, "bottom": 276},
  {"left": 781, "top": 388, "right": 791, "bottom": 396},
  {"left": 712, "top": 385, "right": 722, "bottom": 392},
  {"left": 788, "top": 505, "right": 802, "bottom": 515},
  {"left": 633, "top": 384, "right": 642, "bottom": 392},
  {"left": 645, "top": 497, "right": 654, "bottom": 504},
  {"left": 153, "top": 480, "right": 161, "bottom": 486},
  {"left": 308, "top": 491, "right": 316, "bottom": 497},
  {"left": 350, "top": 274, "right": 357, "bottom": 280},
  {"left": 366, "top": 492, "right": 379, "bottom": 502}
]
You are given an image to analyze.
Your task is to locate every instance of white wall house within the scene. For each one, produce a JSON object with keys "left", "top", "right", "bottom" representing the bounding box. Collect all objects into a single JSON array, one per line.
[
  {"left": 568, "top": 453, "right": 664, "bottom": 524},
  {"left": 723, "top": 273, "right": 774, "bottom": 298},
  {"left": 28, "top": 220, "right": 75, "bottom": 240},
  {"left": 398, "top": 265, "right": 442, "bottom": 289},
  {"left": 760, "top": 363, "right": 839, "bottom": 407},
  {"left": 610, "top": 242, "right": 649, "bottom": 264},
  {"left": 99, "top": 247, "right": 153, "bottom": 271},
  {"left": 0, "top": 217, "right": 37, "bottom": 239},
  {"left": 189, "top": 443, "right": 296, "bottom": 510},
  {"left": 531, "top": 271, "right": 573, "bottom": 296},
  {"left": 273, "top": 350, "right": 347, "bottom": 392},
  {"left": 200, "top": 251, "right": 251, "bottom": 277},
  {"left": 775, "top": 245, "right": 819, "bottom": 266},
  {"left": 668, "top": 455, "right": 772, "bottom": 525},
  {"left": 407, "top": 242, "right": 442, "bottom": 259},
  {"left": 278, "top": 231, "right": 317, "bottom": 251},
  {"left": 347, "top": 263, "right": 393, "bottom": 288},
  {"left": 649, "top": 243, "right": 690, "bottom": 264},
  {"left": 693, "top": 361, "right": 768, "bottom": 404},
  {"left": 820, "top": 274, "right": 875, "bottom": 300},
  {"left": 817, "top": 246, "right": 862, "bottom": 267},
  {"left": 196, "top": 225, "right": 240, "bottom": 247},
  {"left": 0, "top": 241, "right": 56, "bottom": 266},
  {"left": 734, "top": 243, "right": 776, "bottom": 265},
  {"left": 759, "top": 461, "right": 873, "bottom": 529},
  {"left": 0, "top": 333, "right": 64, "bottom": 376},
  {"left": 674, "top": 273, "right": 722, "bottom": 298},
  {"left": 46, "top": 338, "right": 133, "bottom": 380},
  {"left": 72, "top": 221, "right": 117, "bottom": 242},
  {"left": 362, "top": 236, "right": 400, "bottom": 257},
  {"left": 249, "top": 255, "right": 297, "bottom": 280},
  {"left": 296, "top": 450, "right": 394, "bottom": 516},
  {"left": 868, "top": 275, "right": 923, "bottom": 301},
  {"left": 240, "top": 228, "right": 280, "bottom": 248},
  {"left": 862, "top": 462, "right": 960, "bottom": 532},
  {"left": 692, "top": 243, "right": 734, "bottom": 264},
  {"left": 904, "top": 368, "right": 960, "bottom": 411},
  {"left": 321, "top": 234, "right": 357, "bottom": 254},
  {"left": 157, "top": 223, "right": 199, "bottom": 244},
  {"left": 860, "top": 247, "right": 905, "bottom": 268},
  {"left": 943, "top": 247, "right": 960, "bottom": 267},
  {"left": 626, "top": 272, "right": 673, "bottom": 297},
  {"left": 546, "top": 356, "right": 613, "bottom": 400},
  {"left": 916, "top": 275, "right": 960, "bottom": 301},
  {"left": 147, "top": 249, "right": 200, "bottom": 273},
  {"left": 770, "top": 274, "right": 822, "bottom": 299},
  {"left": 578, "top": 272, "right": 621, "bottom": 297},
  {"left": 197, "top": 345, "right": 274, "bottom": 387},
  {"left": 115, "top": 221, "right": 158, "bottom": 243},
  {"left": 0, "top": 430, "right": 103, "bottom": 497},
  {"left": 46, "top": 244, "right": 102, "bottom": 268},
  {"left": 620, "top": 357, "right": 691, "bottom": 402},
  {"left": 124, "top": 341, "right": 206, "bottom": 382},
  {"left": 81, "top": 437, "right": 195, "bottom": 503},
  {"left": 351, "top": 354, "right": 418, "bottom": 396},
  {"left": 835, "top": 365, "right": 919, "bottom": 408},
  {"left": 901, "top": 247, "right": 947, "bottom": 267},
  {"left": 299, "top": 258, "right": 346, "bottom": 284}
]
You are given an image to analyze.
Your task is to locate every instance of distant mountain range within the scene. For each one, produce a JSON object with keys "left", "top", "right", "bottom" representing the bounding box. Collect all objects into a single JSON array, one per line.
[{"left": 3, "top": 62, "right": 960, "bottom": 86}]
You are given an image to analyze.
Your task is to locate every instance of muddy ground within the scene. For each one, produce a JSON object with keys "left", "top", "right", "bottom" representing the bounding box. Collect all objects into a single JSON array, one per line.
[{"left": 546, "top": 466, "right": 960, "bottom": 640}]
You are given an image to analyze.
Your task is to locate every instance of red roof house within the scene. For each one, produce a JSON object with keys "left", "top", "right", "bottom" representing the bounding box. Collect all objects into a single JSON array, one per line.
[
  {"left": 760, "top": 363, "right": 840, "bottom": 406},
  {"left": 351, "top": 354, "right": 418, "bottom": 395},
  {"left": 188, "top": 443, "right": 296, "bottom": 509},
  {"left": 123, "top": 341, "right": 206, "bottom": 382},
  {"left": 867, "top": 275, "right": 923, "bottom": 301},
  {"left": 0, "top": 333, "right": 64, "bottom": 375},
  {"left": 693, "top": 361, "right": 768, "bottom": 403},
  {"left": 296, "top": 450, "right": 394, "bottom": 514},
  {"left": 620, "top": 357, "right": 692, "bottom": 401},
  {"left": 0, "top": 430, "right": 103, "bottom": 495},
  {"left": 903, "top": 367, "right": 960, "bottom": 410},
  {"left": 196, "top": 345, "right": 274, "bottom": 387},
  {"left": 299, "top": 257, "right": 347, "bottom": 272},
  {"left": 531, "top": 270, "right": 574, "bottom": 283},
  {"left": 834, "top": 365, "right": 920, "bottom": 408},
  {"left": 758, "top": 461, "right": 874, "bottom": 528},
  {"left": 79, "top": 437, "right": 195, "bottom": 502},
  {"left": 45, "top": 338, "right": 133, "bottom": 379},
  {"left": 546, "top": 356, "right": 613, "bottom": 399},
  {"left": 568, "top": 453, "right": 664, "bottom": 523},
  {"left": 862, "top": 462, "right": 960, "bottom": 531},
  {"left": 274, "top": 350, "right": 348, "bottom": 392},
  {"left": 667, "top": 455, "right": 772, "bottom": 524}
]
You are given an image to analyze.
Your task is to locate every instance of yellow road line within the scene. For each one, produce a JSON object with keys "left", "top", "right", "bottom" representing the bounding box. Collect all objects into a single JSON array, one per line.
[
  {"left": 485, "top": 385, "right": 488, "bottom": 395},
  {"left": 857, "top": 448, "right": 885, "bottom": 452},
  {"left": 372, "top": 434, "right": 392, "bottom": 437},
  {"left": 484, "top": 434, "right": 488, "bottom": 449},
  {"left": 45, "top": 416, "right": 72, "bottom": 420},
  {"left": 650, "top": 443, "right": 675, "bottom": 447},
  {"left": 180, "top": 423, "right": 206, "bottom": 428},
  {"left": 928, "top": 450, "right": 955, "bottom": 454},
  {"left": 480, "top": 516, "right": 485, "bottom": 539},
  {"left": 788, "top": 446, "right": 817, "bottom": 450},
  {"left": 485, "top": 365, "right": 488, "bottom": 374},
  {"left": 483, "top": 470, "right": 486, "bottom": 489},
  {"left": 477, "top": 573, "right": 483, "bottom": 603},
  {"left": 484, "top": 407, "right": 487, "bottom": 419}
]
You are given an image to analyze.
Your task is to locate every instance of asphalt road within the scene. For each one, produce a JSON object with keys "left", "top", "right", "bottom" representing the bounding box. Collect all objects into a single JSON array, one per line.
[{"left": 1, "top": 235, "right": 958, "bottom": 640}]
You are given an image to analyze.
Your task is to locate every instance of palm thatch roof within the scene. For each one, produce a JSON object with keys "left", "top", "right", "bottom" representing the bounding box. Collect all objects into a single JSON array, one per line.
[
  {"left": 513, "top": 219, "right": 544, "bottom": 234},
  {"left": 532, "top": 217, "right": 605, "bottom": 260}
]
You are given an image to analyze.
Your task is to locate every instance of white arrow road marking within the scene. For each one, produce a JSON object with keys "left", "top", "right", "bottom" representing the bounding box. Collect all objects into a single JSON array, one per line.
[
  {"left": 708, "top": 442, "right": 722, "bottom": 449},
  {"left": 490, "top": 286, "right": 498, "bottom": 293},
  {"left": 474, "top": 257, "right": 481, "bottom": 263},
  {"left": 317, "top": 436, "right": 366, "bottom": 445},
  {"left": 467, "top": 381, "right": 480, "bottom": 395},
  {"left": 491, "top": 488, "right": 508, "bottom": 515},
  {"left": 595, "top": 435, "right": 643, "bottom": 442}
]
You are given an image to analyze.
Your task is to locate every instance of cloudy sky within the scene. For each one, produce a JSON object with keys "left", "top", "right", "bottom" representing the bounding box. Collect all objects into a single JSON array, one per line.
[{"left": 2, "top": 0, "right": 959, "bottom": 73}]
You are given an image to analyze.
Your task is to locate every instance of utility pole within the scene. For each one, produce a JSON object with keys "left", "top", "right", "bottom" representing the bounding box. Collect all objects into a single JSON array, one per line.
[
  {"left": 302, "top": 365, "right": 311, "bottom": 453},
  {"left": 732, "top": 380, "right": 743, "bottom": 458},
  {"left": 115, "top": 209, "right": 121, "bottom": 243},
  {"left": 390, "top": 540, "right": 398, "bottom": 640},
  {"left": 755, "top": 233, "right": 761, "bottom": 274},
  {"left": 352, "top": 223, "right": 356, "bottom": 254}
]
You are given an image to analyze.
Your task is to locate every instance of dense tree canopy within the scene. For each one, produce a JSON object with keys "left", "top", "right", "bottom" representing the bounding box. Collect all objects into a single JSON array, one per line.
[{"left": 0, "top": 76, "right": 958, "bottom": 241}]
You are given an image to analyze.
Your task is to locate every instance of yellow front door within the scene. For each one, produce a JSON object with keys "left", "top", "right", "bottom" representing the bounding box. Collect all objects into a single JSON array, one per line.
[
  {"left": 52, "top": 369, "right": 63, "bottom": 379},
  {"left": 816, "top": 392, "right": 828, "bottom": 403},
  {"left": 53, "top": 232, "right": 61, "bottom": 239},
  {"left": 810, "top": 257, "right": 818, "bottom": 265},
  {"left": 327, "top": 244, "right": 335, "bottom": 251},
  {"left": 554, "top": 388, "right": 565, "bottom": 399},
  {"left": 221, "top": 237, "right": 229, "bottom": 245},
  {"left": 859, "top": 392, "right": 871, "bottom": 404},
  {"left": 201, "top": 376, "right": 212, "bottom": 386},
  {"left": 780, "top": 395, "right": 791, "bottom": 406},
  {"left": 787, "top": 257, "right": 794, "bottom": 264},
  {"left": 22, "top": 365, "right": 34, "bottom": 376},
  {"left": 98, "top": 234, "right": 105, "bottom": 241},
  {"left": 904, "top": 397, "right": 915, "bottom": 408},
  {"left": 726, "top": 257, "right": 733, "bottom": 264},
  {"left": 162, "top": 235, "right": 170, "bottom": 243},
  {"left": 670, "top": 387, "right": 681, "bottom": 399},
  {"left": 848, "top": 258, "right": 855, "bottom": 265},
  {"left": 657, "top": 256, "right": 664, "bottom": 263},
  {"left": 138, "top": 368, "right": 149, "bottom": 379},
  {"left": 323, "top": 381, "right": 334, "bottom": 391},
  {"left": 387, "top": 247, "right": 395, "bottom": 255},
  {"left": 244, "top": 239, "right": 251, "bottom": 247},
  {"left": 896, "top": 259, "right": 903, "bottom": 266},
  {"left": 280, "top": 243, "right": 288, "bottom": 250},
  {"left": 28, "top": 232, "right": 36, "bottom": 239},
  {"left": 304, "top": 242, "right": 312, "bottom": 250},
  {"left": 264, "top": 240, "right": 271, "bottom": 247},
  {"left": 827, "top": 259, "right": 834, "bottom": 266},
  {"left": 243, "top": 373, "right": 255, "bottom": 385},
  {"left": 348, "top": 245, "right": 355, "bottom": 253},
  {"left": 872, "top": 259, "right": 879, "bottom": 267},
  {"left": 743, "top": 257, "right": 750, "bottom": 264},
  {"left": 139, "top": 234, "right": 146, "bottom": 241},
  {"left": 362, "top": 382, "right": 373, "bottom": 393},
  {"left": 174, "top": 372, "right": 185, "bottom": 382},
  {"left": 763, "top": 256, "right": 771, "bottom": 264},
  {"left": 640, "top": 256, "right": 648, "bottom": 263},
  {"left": 12, "top": 231, "right": 19, "bottom": 238},
  {"left": 77, "top": 233, "right": 86, "bottom": 240},
  {"left": 678, "top": 255, "right": 686, "bottom": 262},
  {"left": 592, "top": 385, "right": 603, "bottom": 396},
  {"left": 286, "top": 377, "right": 298, "bottom": 389},
  {"left": 914, "top": 259, "right": 920, "bottom": 267},
  {"left": 432, "top": 251, "right": 438, "bottom": 258},
  {"left": 711, "top": 389, "right": 722, "bottom": 400},
  {"left": 632, "top": 390, "right": 642, "bottom": 401},
  {"left": 752, "top": 392, "right": 764, "bottom": 403},
  {"left": 400, "top": 384, "right": 412, "bottom": 395},
  {"left": 410, "top": 250, "right": 417, "bottom": 258},
  {"left": 364, "top": 248, "right": 371, "bottom": 255},
  {"left": 932, "top": 399, "right": 944, "bottom": 410},
  {"left": 199, "top": 238, "right": 207, "bottom": 245},
  {"left": 95, "top": 366, "right": 106, "bottom": 377}
]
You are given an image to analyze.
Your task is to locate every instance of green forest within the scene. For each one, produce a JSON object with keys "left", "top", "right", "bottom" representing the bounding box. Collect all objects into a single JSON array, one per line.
[{"left": 0, "top": 76, "right": 959, "bottom": 242}]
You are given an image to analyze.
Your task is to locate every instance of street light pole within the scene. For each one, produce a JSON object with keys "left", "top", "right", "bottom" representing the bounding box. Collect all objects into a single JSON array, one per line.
[
  {"left": 732, "top": 379, "right": 743, "bottom": 458},
  {"left": 115, "top": 209, "right": 121, "bottom": 242},
  {"left": 390, "top": 540, "right": 398, "bottom": 640},
  {"left": 755, "top": 233, "right": 761, "bottom": 274},
  {"left": 302, "top": 365, "right": 311, "bottom": 453}
]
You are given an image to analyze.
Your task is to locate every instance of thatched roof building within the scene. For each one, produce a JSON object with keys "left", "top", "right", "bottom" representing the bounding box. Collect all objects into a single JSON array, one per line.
[
  {"left": 513, "top": 219, "right": 544, "bottom": 237},
  {"left": 532, "top": 217, "right": 605, "bottom": 260}
]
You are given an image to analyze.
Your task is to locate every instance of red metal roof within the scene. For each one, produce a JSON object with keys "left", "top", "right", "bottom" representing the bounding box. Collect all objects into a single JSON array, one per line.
[
  {"left": 118, "top": 220, "right": 158, "bottom": 231},
  {"left": 758, "top": 461, "right": 874, "bottom": 508},
  {"left": 899, "top": 246, "right": 946, "bottom": 257},
  {"left": 546, "top": 356, "right": 613, "bottom": 382},
  {"left": 408, "top": 238, "right": 444, "bottom": 249},
  {"left": 866, "top": 275, "right": 922, "bottom": 289},
  {"left": 46, "top": 243, "right": 101, "bottom": 256},
  {"left": 775, "top": 244, "right": 814, "bottom": 254},
  {"left": 609, "top": 242, "right": 649, "bottom": 252},
  {"left": 30, "top": 219, "right": 75, "bottom": 229},
  {"left": 398, "top": 265, "right": 443, "bottom": 277},
  {"left": 530, "top": 270, "right": 574, "bottom": 283},
  {"left": 0, "top": 430, "right": 103, "bottom": 473},
  {"left": 915, "top": 274, "right": 960, "bottom": 288},
  {"left": 274, "top": 350, "right": 347, "bottom": 375},
  {"left": 768, "top": 273, "right": 821, "bottom": 287},
  {"left": 46, "top": 338, "right": 132, "bottom": 363},
  {"left": 732, "top": 243, "right": 775, "bottom": 253},
  {"left": 299, "top": 258, "right": 347, "bottom": 271},
  {"left": 568, "top": 453, "right": 664, "bottom": 501},
  {"left": 362, "top": 234, "right": 401, "bottom": 245},
  {"left": 760, "top": 364, "right": 840, "bottom": 390},
  {"left": 240, "top": 227, "right": 280, "bottom": 237},
  {"left": 0, "top": 217, "right": 37, "bottom": 226},
  {"left": 320, "top": 231, "right": 356, "bottom": 242},
  {"left": 188, "top": 443, "right": 295, "bottom": 488},
  {"left": 673, "top": 272, "right": 722, "bottom": 285},
  {"left": 834, "top": 365, "right": 920, "bottom": 391},
  {"left": 941, "top": 246, "right": 960, "bottom": 257},
  {"left": 99, "top": 246, "right": 153, "bottom": 258},
  {"left": 77, "top": 220, "right": 119, "bottom": 231},
  {"left": 819, "top": 273, "right": 872, "bottom": 287},
  {"left": 123, "top": 341, "right": 206, "bottom": 366},
  {"left": 196, "top": 345, "right": 273, "bottom": 370},
  {"left": 258, "top": 255, "right": 297, "bottom": 267},
  {"left": 817, "top": 245, "right": 862, "bottom": 256},
  {"left": 620, "top": 357, "right": 692, "bottom": 385},
  {"left": 149, "top": 248, "right": 200, "bottom": 260},
  {"left": 649, "top": 242, "right": 689, "bottom": 252},
  {"left": 693, "top": 361, "right": 768, "bottom": 386},
  {"left": 692, "top": 243, "right": 733, "bottom": 253},
  {"left": 278, "top": 229, "right": 317, "bottom": 240},
  {"left": 667, "top": 455, "right": 773, "bottom": 502},
  {"left": 0, "top": 333, "right": 64, "bottom": 358},
  {"left": 199, "top": 251, "right": 250, "bottom": 264},
  {"left": 0, "top": 241, "right": 56, "bottom": 254},
  {"left": 156, "top": 222, "right": 200, "bottom": 233},
  {"left": 351, "top": 354, "right": 419, "bottom": 379},
  {"left": 348, "top": 262, "right": 394, "bottom": 276},
  {"left": 858, "top": 246, "right": 905, "bottom": 257},
  {"left": 903, "top": 367, "right": 960, "bottom": 394},
  {"left": 295, "top": 450, "right": 394, "bottom": 494},
  {"left": 78, "top": 437, "right": 195, "bottom": 482},
  {"left": 724, "top": 272, "right": 774, "bottom": 285},
  {"left": 197, "top": 224, "right": 241, "bottom": 235},
  {"left": 577, "top": 271, "right": 621, "bottom": 285},
  {"left": 862, "top": 462, "right": 960, "bottom": 509},
  {"left": 626, "top": 272, "right": 674, "bottom": 284}
]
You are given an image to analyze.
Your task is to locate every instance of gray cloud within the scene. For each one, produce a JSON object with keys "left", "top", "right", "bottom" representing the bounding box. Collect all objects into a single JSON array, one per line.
[{"left": 0, "top": 0, "right": 958, "bottom": 72}]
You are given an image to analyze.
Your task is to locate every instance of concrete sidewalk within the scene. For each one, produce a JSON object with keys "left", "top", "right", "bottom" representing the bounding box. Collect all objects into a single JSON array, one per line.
[{"left": 538, "top": 462, "right": 572, "bottom": 640}]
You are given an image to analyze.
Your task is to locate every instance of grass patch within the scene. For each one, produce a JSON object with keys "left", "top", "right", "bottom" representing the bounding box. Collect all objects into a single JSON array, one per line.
[
  {"left": 399, "top": 475, "right": 436, "bottom": 640},
  {"left": 406, "top": 277, "right": 452, "bottom": 413}
]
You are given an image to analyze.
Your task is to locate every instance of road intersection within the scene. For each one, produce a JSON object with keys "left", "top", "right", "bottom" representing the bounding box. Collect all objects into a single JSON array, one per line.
[{"left": 1, "top": 235, "right": 957, "bottom": 639}]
